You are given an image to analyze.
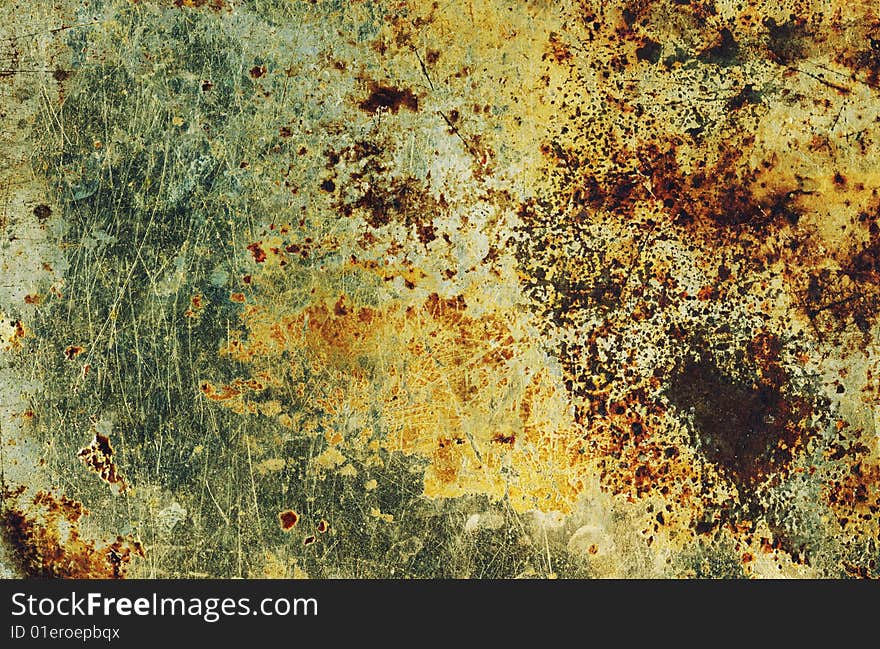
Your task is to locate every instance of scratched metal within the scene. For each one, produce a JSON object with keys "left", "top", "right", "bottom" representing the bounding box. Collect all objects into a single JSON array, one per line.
[{"left": 1, "top": 0, "right": 879, "bottom": 578}]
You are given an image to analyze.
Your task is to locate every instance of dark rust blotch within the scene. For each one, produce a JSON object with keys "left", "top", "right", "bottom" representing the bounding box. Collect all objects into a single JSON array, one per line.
[
  {"left": 1, "top": 487, "right": 142, "bottom": 578},
  {"left": 247, "top": 242, "right": 267, "bottom": 263},
  {"left": 666, "top": 334, "right": 813, "bottom": 489},
  {"left": 279, "top": 510, "right": 299, "bottom": 531},
  {"left": 358, "top": 82, "right": 419, "bottom": 114},
  {"left": 33, "top": 204, "right": 51, "bottom": 222},
  {"left": 78, "top": 433, "right": 127, "bottom": 492}
]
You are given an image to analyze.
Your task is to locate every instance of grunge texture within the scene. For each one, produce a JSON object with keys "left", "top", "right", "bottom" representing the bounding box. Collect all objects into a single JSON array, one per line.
[{"left": 1, "top": 0, "right": 880, "bottom": 578}]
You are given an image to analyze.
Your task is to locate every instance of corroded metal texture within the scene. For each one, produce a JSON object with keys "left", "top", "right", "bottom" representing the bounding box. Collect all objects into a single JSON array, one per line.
[{"left": 1, "top": 0, "right": 879, "bottom": 578}]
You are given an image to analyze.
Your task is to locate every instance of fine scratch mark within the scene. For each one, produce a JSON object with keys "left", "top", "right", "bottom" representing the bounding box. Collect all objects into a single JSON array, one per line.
[{"left": 437, "top": 110, "right": 479, "bottom": 162}]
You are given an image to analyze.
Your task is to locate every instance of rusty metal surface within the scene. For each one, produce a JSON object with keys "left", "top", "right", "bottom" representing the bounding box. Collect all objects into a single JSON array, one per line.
[{"left": 1, "top": 0, "right": 879, "bottom": 578}]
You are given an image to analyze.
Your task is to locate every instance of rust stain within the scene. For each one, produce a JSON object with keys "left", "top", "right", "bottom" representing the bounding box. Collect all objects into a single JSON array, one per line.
[
  {"left": 666, "top": 333, "right": 815, "bottom": 490},
  {"left": 64, "top": 345, "right": 84, "bottom": 360},
  {"left": 78, "top": 433, "right": 128, "bottom": 493},
  {"left": 246, "top": 241, "right": 267, "bottom": 263},
  {"left": 358, "top": 81, "right": 420, "bottom": 114},
  {"left": 7, "top": 0, "right": 880, "bottom": 579},
  {"left": 172, "top": 0, "right": 227, "bottom": 13},
  {"left": 1, "top": 487, "right": 142, "bottom": 578},
  {"left": 279, "top": 510, "right": 299, "bottom": 531}
]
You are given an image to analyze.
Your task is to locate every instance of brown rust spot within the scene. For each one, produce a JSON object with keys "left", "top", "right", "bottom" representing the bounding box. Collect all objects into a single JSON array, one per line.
[
  {"left": 279, "top": 510, "right": 299, "bottom": 531},
  {"left": 344, "top": 175, "right": 444, "bottom": 245},
  {"left": 836, "top": 28, "right": 880, "bottom": 88},
  {"left": 639, "top": 142, "right": 803, "bottom": 233},
  {"left": 333, "top": 295, "right": 348, "bottom": 317},
  {"left": 200, "top": 382, "right": 241, "bottom": 401},
  {"left": 424, "top": 292, "right": 467, "bottom": 319},
  {"left": 247, "top": 242, "right": 267, "bottom": 263},
  {"left": 534, "top": 135, "right": 806, "bottom": 248},
  {"left": 358, "top": 82, "right": 419, "bottom": 114},
  {"left": 823, "top": 435, "right": 880, "bottom": 538},
  {"left": 185, "top": 294, "right": 205, "bottom": 318},
  {"left": 491, "top": 433, "right": 516, "bottom": 445},
  {"left": 78, "top": 433, "right": 128, "bottom": 493},
  {"left": 801, "top": 207, "right": 880, "bottom": 337},
  {"left": 546, "top": 32, "right": 574, "bottom": 63},
  {"left": 33, "top": 204, "right": 51, "bottom": 222},
  {"left": 64, "top": 345, "right": 84, "bottom": 360},
  {"left": 173, "top": 0, "right": 227, "bottom": 10},
  {"left": 575, "top": 379, "right": 691, "bottom": 502}
]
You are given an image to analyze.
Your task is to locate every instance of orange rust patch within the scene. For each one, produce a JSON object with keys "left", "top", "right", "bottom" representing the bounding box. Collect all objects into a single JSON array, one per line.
[
  {"left": 211, "top": 288, "right": 584, "bottom": 511},
  {"left": 246, "top": 241, "right": 267, "bottom": 263},
  {"left": 64, "top": 345, "right": 84, "bottom": 360},
  {"left": 173, "top": 0, "right": 227, "bottom": 9},
  {"left": 210, "top": 285, "right": 706, "bottom": 513},
  {"left": 200, "top": 382, "right": 241, "bottom": 401},
  {"left": 1, "top": 487, "right": 142, "bottom": 578}
]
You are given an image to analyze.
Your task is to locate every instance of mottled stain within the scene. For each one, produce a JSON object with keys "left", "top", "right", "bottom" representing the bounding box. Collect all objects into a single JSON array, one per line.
[
  {"left": 358, "top": 81, "right": 420, "bottom": 114},
  {"left": 78, "top": 433, "right": 128, "bottom": 493},
  {"left": 1, "top": 487, "right": 142, "bottom": 578},
  {"left": 3, "top": 0, "right": 880, "bottom": 580}
]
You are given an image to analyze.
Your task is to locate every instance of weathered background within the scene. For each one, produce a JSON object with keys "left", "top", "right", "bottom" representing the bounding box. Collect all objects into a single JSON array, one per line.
[{"left": 1, "top": 0, "right": 879, "bottom": 578}]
